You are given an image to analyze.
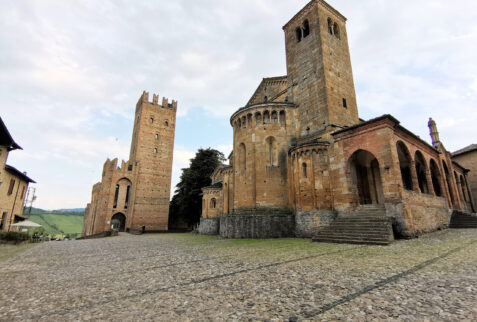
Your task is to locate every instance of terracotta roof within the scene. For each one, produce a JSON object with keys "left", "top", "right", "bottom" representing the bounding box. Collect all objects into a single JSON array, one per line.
[
  {"left": 332, "top": 114, "right": 438, "bottom": 153},
  {"left": 5, "top": 165, "right": 36, "bottom": 183},
  {"left": 0, "top": 117, "right": 22, "bottom": 151},
  {"left": 453, "top": 144, "right": 477, "bottom": 157}
]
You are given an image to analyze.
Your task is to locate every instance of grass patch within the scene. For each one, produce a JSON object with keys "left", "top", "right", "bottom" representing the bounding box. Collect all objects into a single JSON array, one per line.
[
  {"left": 28, "top": 213, "right": 84, "bottom": 238},
  {"left": 0, "top": 243, "right": 37, "bottom": 262}
]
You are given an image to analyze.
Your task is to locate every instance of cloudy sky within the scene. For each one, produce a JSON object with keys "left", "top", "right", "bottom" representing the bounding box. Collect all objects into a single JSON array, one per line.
[{"left": 1, "top": 0, "right": 476, "bottom": 209}]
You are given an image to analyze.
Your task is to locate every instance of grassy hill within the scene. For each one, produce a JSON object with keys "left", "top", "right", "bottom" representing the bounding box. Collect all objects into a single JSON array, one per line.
[{"left": 27, "top": 208, "right": 84, "bottom": 239}]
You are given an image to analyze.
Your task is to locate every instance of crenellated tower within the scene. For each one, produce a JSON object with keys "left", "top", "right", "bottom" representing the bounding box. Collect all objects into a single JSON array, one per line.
[{"left": 128, "top": 91, "right": 177, "bottom": 231}]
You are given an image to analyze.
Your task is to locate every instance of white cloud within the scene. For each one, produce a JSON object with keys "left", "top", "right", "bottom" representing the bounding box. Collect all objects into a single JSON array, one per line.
[{"left": 1, "top": 0, "right": 476, "bottom": 208}]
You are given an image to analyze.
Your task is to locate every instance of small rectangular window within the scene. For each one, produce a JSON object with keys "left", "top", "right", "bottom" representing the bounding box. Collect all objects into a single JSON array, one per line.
[
  {"left": 7, "top": 179, "right": 15, "bottom": 195},
  {"left": 21, "top": 186, "right": 25, "bottom": 199},
  {"left": 342, "top": 98, "right": 347, "bottom": 108}
]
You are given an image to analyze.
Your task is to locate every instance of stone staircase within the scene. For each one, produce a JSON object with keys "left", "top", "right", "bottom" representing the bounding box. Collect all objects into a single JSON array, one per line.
[
  {"left": 312, "top": 205, "right": 394, "bottom": 245},
  {"left": 449, "top": 210, "right": 477, "bottom": 228}
]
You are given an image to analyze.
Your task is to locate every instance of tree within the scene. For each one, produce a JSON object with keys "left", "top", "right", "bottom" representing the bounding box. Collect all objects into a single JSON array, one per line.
[{"left": 169, "top": 148, "right": 225, "bottom": 228}]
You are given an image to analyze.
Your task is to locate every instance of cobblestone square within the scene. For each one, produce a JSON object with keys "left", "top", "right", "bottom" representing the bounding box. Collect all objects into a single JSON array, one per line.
[{"left": 1, "top": 230, "right": 476, "bottom": 321}]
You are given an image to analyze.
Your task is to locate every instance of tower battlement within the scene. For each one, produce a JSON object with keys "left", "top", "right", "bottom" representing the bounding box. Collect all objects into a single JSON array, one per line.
[{"left": 137, "top": 91, "right": 177, "bottom": 110}]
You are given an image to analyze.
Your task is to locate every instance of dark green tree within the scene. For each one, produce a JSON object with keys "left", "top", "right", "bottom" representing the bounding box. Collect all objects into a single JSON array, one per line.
[{"left": 169, "top": 148, "right": 225, "bottom": 228}]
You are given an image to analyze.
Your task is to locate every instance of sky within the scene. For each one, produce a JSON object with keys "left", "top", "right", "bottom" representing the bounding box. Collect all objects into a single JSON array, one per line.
[{"left": 1, "top": 0, "right": 476, "bottom": 210}]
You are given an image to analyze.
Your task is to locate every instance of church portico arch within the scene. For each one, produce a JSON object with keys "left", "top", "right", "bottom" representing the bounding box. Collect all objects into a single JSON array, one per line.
[{"left": 348, "top": 150, "right": 384, "bottom": 205}]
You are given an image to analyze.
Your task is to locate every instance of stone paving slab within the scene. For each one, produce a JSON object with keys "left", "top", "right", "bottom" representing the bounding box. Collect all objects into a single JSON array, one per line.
[{"left": 0, "top": 229, "right": 476, "bottom": 321}]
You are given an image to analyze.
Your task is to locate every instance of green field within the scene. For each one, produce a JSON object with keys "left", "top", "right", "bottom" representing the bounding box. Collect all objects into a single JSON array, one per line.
[{"left": 27, "top": 210, "right": 84, "bottom": 239}]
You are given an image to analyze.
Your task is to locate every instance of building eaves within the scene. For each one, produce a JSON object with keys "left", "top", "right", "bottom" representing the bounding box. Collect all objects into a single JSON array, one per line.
[
  {"left": 5, "top": 165, "right": 36, "bottom": 183},
  {"left": 332, "top": 114, "right": 438, "bottom": 153},
  {"left": 0, "top": 117, "right": 22, "bottom": 151},
  {"left": 452, "top": 144, "right": 477, "bottom": 157}
]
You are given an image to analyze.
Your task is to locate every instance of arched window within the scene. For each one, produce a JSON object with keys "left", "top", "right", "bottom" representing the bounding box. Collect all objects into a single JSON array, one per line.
[
  {"left": 333, "top": 23, "right": 340, "bottom": 39},
  {"left": 113, "top": 184, "right": 119, "bottom": 208},
  {"left": 165, "top": 121, "right": 169, "bottom": 126},
  {"left": 296, "top": 27, "right": 302, "bottom": 42},
  {"left": 327, "top": 18, "right": 333, "bottom": 35},
  {"left": 154, "top": 148, "right": 158, "bottom": 154},
  {"left": 303, "top": 20, "right": 310, "bottom": 38},
  {"left": 302, "top": 162, "right": 308, "bottom": 178},
  {"left": 414, "top": 151, "right": 429, "bottom": 194},
  {"left": 279, "top": 110, "right": 286, "bottom": 125},
  {"left": 242, "top": 116, "right": 247, "bottom": 128},
  {"left": 150, "top": 117, "right": 154, "bottom": 124},
  {"left": 255, "top": 112, "right": 262, "bottom": 125},
  {"left": 266, "top": 137, "right": 277, "bottom": 166},
  {"left": 239, "top": 143, "right": 246, "bottom": 172},
  {"left": 210, "top": 198, "right": 216, "bottom": 209},
  {"left": 264, "top": 96, "right": 268, "bottom": 102},
  {"left": 396, "top": 142, "right": 413, "bottom": 191},
  {"left": 263, "top": 110, "right": 270, "bottom": 124},
  {"left": 271, "top": 111, "right": 278, "bottom": 123},
  {"left": 155, "top": 133, "right": 159, "bottom": 139}
]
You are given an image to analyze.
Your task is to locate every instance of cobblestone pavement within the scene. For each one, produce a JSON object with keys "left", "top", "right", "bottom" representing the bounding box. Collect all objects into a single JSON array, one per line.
[{"left": 1, "top": 229, "right": 476, "bottom": 321}]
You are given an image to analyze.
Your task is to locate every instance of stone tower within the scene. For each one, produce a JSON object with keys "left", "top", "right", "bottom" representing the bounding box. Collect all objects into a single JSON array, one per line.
[
  {"left": 128, "top": 91, "right": 177, "bottom": 231},
  {"left": 283, "top": 0, "right": 359, "bottom": 137}
]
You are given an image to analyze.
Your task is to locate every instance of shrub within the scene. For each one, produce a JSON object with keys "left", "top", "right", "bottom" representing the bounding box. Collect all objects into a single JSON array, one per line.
[{"left": 0, "top": 232, "right": 30, "bottom": 243}]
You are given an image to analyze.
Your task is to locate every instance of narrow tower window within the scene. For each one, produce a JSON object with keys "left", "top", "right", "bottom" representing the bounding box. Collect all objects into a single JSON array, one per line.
[
  {"left": 302, "top": 163, "right": 308, "bottom": 178},
  {"left": 165, "top": 121, "right": 169, "bottom": 126},
  {"left": 296, "top": 27, "right": 302, "bottom": 42},
  {"left": 154, "top": 148, "right": 158, "bottom": 154},
  {"left": 333, "top": 23, "right": 340, "bottom": 39},
  {"left": 125, "top": 185, "right": 130, "bottom": 208},
  {"left": 150, "top": 117, "right": 154, "bottom": 124},
  {"left": 303, "top": 20, "right": 310, "bottom": 38},
  {"left": 113, "top": 184, "right": 119, "bottom": 208},
  {"left": 7, "top": 179, "right": 15, "bottom": 195},
  {"left": 342, "top": 98, "right": 347, "bottom": 108},
  {"left": 155, "top": 133, "right": 159, "bottom": 139},
  {"left": 327, "top": 18, "right": 333, "bottom": 35}
]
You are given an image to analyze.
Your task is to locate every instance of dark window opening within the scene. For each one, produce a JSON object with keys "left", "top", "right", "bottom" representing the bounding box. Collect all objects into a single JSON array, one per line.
[
  {"left": 113, "top": 184, "right": 119, "bottom": 208},
  {"left": 303, "top": 20, "right": 310, "bottom": 37},
  {"left": 128, "top": 165, "right": 133, "bottom": 171},
  {"left": 165, "top": 121, "right": 169, "bottom": 126},
  {"left": 296, "top": 27, "right": 302, "bottom": 42},
  {"left": 264, "top": 96, "right": 268, "bottom": 102},
  {"left": 150, "top": 117, "right": 154, "bottom": 124},
  {"left": 155, "top": 133, "right": 159, "bottom": 139},
  {"left": 327, "top": 18, "right": 333, "bottom": 35},
  {"left": 7, "top": 179, "right": 15, "bottom": 195},
  {"left": 302, "top": 163, "right": 308, "bottom": 178},
  {"left": 154, "top": 148, "right": 158, "bottom": 154},
  {"left": 20, "top": 186, "right": 25, "bottom": 199},
  {"left": 342, "top": 98, "right": 347, "bottom": 108},
  {"left": 333, "top": 23, "right": 340, "bottom": 39},
  {"left": 125, "top": 185, "right": 130, "bottom": 208}
]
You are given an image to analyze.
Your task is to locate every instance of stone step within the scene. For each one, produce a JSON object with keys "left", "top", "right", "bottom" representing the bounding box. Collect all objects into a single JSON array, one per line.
[
  {"left": 312, "top": 234, "right": 392, "bottom": 245},
  {"left": 449, "top": 211, "right": 477, "bottom": 228}
]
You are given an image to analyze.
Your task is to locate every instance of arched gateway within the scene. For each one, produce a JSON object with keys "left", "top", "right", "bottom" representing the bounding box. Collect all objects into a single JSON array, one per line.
[{"left": 111, "top": 213, "right": 126, "bottom": 232}]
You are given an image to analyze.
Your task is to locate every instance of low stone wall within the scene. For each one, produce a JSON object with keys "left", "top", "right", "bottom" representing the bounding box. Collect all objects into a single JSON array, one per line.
[
  {"left": 295, "top": 209, "right": 337, "bottom": 238},
  {"left": 400, "top": 190, "right": 450, "bottom": 237},
  {"left": 219, "top": 213, "right": 295, "bottom": 238},
  {"left": 197, "top": 218, "right": 220, "bottom": 235}
]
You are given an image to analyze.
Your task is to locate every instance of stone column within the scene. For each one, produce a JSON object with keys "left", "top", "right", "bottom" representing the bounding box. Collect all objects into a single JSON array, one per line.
[
  {"left": 410, "top": 161, "right": 420, "bottom": 192},
  {"left": 425, "top": 170, "right": 435, "bottom": 196}
]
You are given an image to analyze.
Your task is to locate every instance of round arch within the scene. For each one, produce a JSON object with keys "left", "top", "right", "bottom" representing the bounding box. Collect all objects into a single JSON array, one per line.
[
  {"left": 348, "top": 149, "right": 384, "bottom": 205},
  {"left": 111, "top": 213, "right": 126, "bottom": 232}
]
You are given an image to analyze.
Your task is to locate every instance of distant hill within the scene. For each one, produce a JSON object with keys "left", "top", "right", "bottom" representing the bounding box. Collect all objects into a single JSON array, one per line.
[
  {"left": 55, "top": 208, "right": 85, "bottom": 213},
  {"left": 24, "top": 208, "right": 84, "bottom": 238}
]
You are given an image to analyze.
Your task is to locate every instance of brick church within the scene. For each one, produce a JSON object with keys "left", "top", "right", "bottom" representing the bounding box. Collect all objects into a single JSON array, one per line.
[{"left": 198, "top": 0, "right": 476, "bottom": 242}]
